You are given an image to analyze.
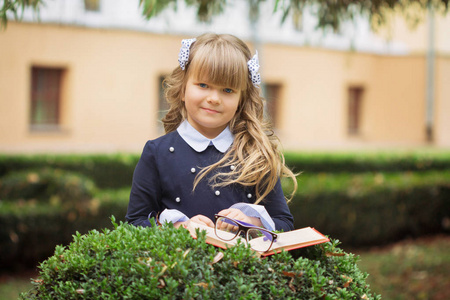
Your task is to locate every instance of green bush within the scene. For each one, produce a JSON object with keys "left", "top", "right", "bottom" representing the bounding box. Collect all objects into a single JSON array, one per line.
[
  {"left": 1, "top": 151, "right": 450, "bottom": 190},
  {"left": 0, "top": 167, "right": 130, "bottom": 271},
  {"left": 0, "top": 168, "right": 95, "bottom": 208},
  {"left": 289, "top": 171, "right": 450, "bottom": 246},
  {"left": 284, "top": 151, "right": 450, "bottom": 173},
  {"left": 0, "top": 154, "right": 138, "bottom": 189},
  {"left": 0, "top": 189, "right": 129, "bottom": 271},
  {"left": 2, "top": 169, "right": 449, "bottom": 272},
  {"left": 2, "top": 152, "right": 449, "bottom": 274},
  {"left": 21, "top": 219, "right": 380, "bottom": 299}
]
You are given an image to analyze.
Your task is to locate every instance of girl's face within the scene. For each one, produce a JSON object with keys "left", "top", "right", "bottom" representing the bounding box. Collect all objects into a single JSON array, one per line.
[{"left": 182, "top": 75, "right": 241, "bottom": 139}]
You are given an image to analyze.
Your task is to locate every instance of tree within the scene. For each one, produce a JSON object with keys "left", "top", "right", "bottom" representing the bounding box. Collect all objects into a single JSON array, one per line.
[
  {"left": 1, "top": 0, "right": 448, "bottom": 30},
  {"left": 275, "top": 0, "right": 449, "bottom": 31},
  {"left": 139, "top": 0, "right": 449, "bottom": 31},
  {"left": 1, "top": 0, "right": 44, "bottom": 28}
]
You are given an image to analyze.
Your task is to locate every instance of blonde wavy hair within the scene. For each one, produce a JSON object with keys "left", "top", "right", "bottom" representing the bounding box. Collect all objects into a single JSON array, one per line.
[{"left": 162, "top": 33, "right": 297, "bottom": 204}]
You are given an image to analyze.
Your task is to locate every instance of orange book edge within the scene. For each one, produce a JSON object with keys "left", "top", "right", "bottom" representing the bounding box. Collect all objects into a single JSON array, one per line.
[{"left": 186, "top": 221, "right": 329, "bottom": 257}]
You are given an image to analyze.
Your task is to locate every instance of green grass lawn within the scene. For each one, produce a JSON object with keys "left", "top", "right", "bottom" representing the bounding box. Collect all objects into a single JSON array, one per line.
[
  {"left": 2, "top": 235, "right": 449, "bottom": 299},
  {"left": 0, "top": 270, "right": 37, "bottom": 300},
  {"left": 354, "top": 235, "right": 450, "bottom": 300}
]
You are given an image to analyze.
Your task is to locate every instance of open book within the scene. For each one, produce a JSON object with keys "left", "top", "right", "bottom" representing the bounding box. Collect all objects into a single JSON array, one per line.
[{"left": 186, "top": 221, "right": 329, "bottom": 257}]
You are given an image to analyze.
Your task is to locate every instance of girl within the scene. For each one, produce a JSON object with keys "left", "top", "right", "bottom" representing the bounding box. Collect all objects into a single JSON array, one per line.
[{"left": 126, "top": 33, "right": 297, "bottom": 232}]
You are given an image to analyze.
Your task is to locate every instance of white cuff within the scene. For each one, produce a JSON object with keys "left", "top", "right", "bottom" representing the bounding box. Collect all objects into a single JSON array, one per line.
[
  {"left": 229, "top": 203, "right": 276, "bottom": 231},
  {"left": 159, "top": 209, "right": 189, "bottom": 224}
]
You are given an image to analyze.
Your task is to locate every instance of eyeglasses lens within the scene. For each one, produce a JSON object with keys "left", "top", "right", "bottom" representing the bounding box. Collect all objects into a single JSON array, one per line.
[
  {"left": 247, "top": 228, "right": 273, "bottom": 252},
  {"left": 215, "top": 217, "right": 240, "bottom": 241}
]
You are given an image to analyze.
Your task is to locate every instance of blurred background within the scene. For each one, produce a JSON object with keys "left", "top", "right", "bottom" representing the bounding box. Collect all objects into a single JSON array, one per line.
[
  {"left": 1, "top": 0, "right": 450, "bottom": 152},
  {"left": 0, "top": 0, "right": 449, "bottom": 299}
]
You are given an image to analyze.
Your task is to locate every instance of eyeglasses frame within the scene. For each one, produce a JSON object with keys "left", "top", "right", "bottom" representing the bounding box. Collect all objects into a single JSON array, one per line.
[{"left": 214, "top": 214, "right": 278, "bottom": 253}]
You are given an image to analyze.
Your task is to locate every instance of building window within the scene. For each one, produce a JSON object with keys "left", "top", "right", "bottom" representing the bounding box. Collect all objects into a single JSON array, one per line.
[
  {"left": 348, "top": 87, "right": 364, "bottom": 135},
  {"left": 30, "top": 67, "right": 64, "bottom": 130},
  {"left": 158, "top": 75, "right": 169, "bottom": 132},
  {"left": 264, "top": 83, "right": 282, "bottom": 127},
  {"left": 84, "top": 0, "right": 100, "bottom": 12}
]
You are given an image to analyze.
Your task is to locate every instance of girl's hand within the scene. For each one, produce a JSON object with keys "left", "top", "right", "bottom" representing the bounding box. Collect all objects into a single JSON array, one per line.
[
  {"left": 217, "top": 208, "right": 263, "bottom": 228},
  {"left": 174, "top": 215, "right": 214, "bottom": 229},
  {"left": 189, "top": 214, "right": 215, "bottom": 228}
]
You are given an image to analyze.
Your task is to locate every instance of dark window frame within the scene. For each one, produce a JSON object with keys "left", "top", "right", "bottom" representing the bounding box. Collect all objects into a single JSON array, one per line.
[
  {"left": 348, "top": 86, "right": 364, "bottom": 135},
  {"left": 263, "top": 83, "right": 282, "bottom": 128},
  {"left": 30, "top": 66, "right": 64, "bottom": 131},
  {"left": 84, "top": 0, "right": 101, "bottom": 12}
]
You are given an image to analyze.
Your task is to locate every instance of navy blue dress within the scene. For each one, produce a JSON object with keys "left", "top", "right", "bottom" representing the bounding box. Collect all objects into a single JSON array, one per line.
[{"left": 126, "top": 130, "right": 294, "bottom": 231}]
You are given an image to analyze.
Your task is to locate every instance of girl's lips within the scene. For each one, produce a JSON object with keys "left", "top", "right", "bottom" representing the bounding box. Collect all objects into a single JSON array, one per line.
[{"left": 202, "top": 107, "right": 219, "bottom": 114}]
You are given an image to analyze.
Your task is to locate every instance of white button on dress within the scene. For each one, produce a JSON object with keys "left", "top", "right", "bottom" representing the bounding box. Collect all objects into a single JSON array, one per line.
[
  {"left": 215, "top": 191, "right": 221, "bottom": 196},
  {"left": 191, "top": 168, "right": 196, "bottom": 173},
  {"left": 247, "top": 193, "right": 252, "bottom": 199},
  {"left": 169, "top": 147, "right": 175, "bottom": 152},
  {"left": 175, "top": 197, "right": 181, "bottom": 202}
]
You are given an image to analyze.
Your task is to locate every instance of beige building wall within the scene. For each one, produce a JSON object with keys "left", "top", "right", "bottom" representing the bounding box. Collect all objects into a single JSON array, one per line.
[
  {"left": 263, "top": 45, "right": 433, "bottom": 149},
  {"left": 435, "top": 57, "right": 450, "bottom": 147},
  {"left": 367, "top": 56, "right": 426, "bottom": 142},
  {"left": 1, "top": 22, "right": 449, "bottom": 153},
  {"left": 0, "top": 23, "right": 179, "bottom": 152}
]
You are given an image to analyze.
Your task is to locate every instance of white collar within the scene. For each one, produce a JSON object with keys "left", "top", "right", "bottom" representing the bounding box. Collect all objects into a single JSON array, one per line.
[{"left": 177, "top": 120, "right": 234, "bottom": 153}]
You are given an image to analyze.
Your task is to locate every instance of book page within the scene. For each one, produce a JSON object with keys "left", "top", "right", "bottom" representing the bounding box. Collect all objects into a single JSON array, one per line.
[
  {"left": 189, "top": 222, "right": 327, "bottom": 255},
  {"left": 189, "top": 221, "right": 242, "bottom": 247},
  {"left": 272, "top": 227, "right": 325, "bottom": 248}
]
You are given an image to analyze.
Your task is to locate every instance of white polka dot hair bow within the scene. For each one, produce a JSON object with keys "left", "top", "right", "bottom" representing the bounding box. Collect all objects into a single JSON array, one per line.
[
  {"left": 247, "top": 51, "right": 261, "bottom": 88},
  {"left": 178, "top": 38, "right": 196, "bottom": 70}
]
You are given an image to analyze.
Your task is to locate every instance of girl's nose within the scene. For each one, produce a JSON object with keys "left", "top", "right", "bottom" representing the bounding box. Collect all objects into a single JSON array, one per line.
[{"left": 206, "top": 90, "right": 220, "bottom": 105}]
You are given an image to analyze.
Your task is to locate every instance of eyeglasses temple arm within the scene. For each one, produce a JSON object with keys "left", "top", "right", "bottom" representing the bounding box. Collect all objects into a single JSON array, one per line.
[{"left": 234, "top": 219, "right": 275, "bottom": 241}]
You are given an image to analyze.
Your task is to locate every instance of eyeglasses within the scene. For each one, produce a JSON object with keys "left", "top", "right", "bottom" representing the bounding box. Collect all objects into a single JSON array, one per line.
[{"left": 214, "top": 214, "right": 278, "bottom": 253}]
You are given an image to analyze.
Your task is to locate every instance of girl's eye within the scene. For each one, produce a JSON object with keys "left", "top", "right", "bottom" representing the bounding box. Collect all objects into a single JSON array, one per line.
[
  {"left": 224, "top": 88, "right": 233, "bottom": 94},
  {"left": 199, "top": 83, "right": 208, "bottom": 88}
]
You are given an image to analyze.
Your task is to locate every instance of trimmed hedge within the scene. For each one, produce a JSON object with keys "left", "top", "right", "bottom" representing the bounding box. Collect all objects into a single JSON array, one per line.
[
  {"left": 1, "top": 153, "right": 449, "bottom": 272},
  {"left": 0, "top": 168, "right": 95, "bottom": 207},
  {"left": 0, "top": 195, "right": 128, "bottom": 271},
  {"left": 3, "top": 170, "right": 448, "bottom": 272},
  {"left": 288, "top": 171, "right": 450, "bottom": 247},
  {"left": 0, "top": 166, "right": 130, "bottom": 271},
  {"left": 1, "top": 151, "right": 450, "bottom": 189},
  {"left": 0, "top": 154, "right": 138, "bottom": 189},
  {"left": 284, "top": 151, "right": 450, "bottom": 173},
  {"left": 20, "top": 220, "right": 381, "bottom": 299}
]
